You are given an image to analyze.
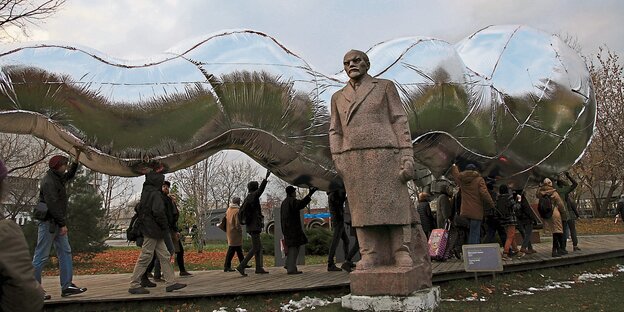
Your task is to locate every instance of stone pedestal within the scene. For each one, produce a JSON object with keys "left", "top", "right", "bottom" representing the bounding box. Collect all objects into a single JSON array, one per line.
[
  {"left": 350, "top": 266, "right": 429, "bottom": 296},
  {"left": 342, "top": 287, "right": 440, "bottom": 312}
]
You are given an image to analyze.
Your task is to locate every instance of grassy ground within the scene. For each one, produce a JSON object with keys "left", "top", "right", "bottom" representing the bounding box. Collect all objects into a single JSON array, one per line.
[{"left": 46, "top": 257, "right": 624, "bottom": 312}]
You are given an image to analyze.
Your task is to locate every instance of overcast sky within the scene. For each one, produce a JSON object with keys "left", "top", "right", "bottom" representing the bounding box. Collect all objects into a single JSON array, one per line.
[{"left": 17, "top": 0, "right": 624, "bottom": 74}]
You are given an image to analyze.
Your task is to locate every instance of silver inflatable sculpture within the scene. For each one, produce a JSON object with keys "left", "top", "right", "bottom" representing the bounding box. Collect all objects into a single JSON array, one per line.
[{"left": 0, "top": 25, "right": 595, "bottom": 190}]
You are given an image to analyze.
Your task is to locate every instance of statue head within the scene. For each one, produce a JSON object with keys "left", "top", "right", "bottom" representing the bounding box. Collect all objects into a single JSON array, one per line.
[{"left": 343, "top": 50, "right": 370, "bottom": 82}]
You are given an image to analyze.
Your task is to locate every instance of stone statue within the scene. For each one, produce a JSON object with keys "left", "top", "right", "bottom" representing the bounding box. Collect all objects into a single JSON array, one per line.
[{"left": 329, "top": 50, "right": 432, "bottom": 296}]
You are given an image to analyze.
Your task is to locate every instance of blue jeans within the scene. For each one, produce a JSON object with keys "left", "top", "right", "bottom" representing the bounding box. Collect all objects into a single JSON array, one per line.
[
  {"left": 32, "top": 221, "right": 73, "bottom": 290},
  {"left": 468, "top": 219, "right": 482, "bottom": 244}
]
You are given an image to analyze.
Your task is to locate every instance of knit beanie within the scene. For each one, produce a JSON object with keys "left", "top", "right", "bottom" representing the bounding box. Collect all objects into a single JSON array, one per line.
[{"left": 49, "top": 155, "right": 69, "bottom": 170}]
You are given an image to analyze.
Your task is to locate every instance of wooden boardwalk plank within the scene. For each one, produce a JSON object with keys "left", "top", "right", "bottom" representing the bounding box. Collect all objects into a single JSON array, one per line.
[{"left": 43, "top": 234, "right": 624, "bottom": 306}]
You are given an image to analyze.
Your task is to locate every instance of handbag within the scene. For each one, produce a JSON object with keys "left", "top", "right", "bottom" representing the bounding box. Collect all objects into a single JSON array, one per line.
[
  {"left": 32, "top": 202, "right": 48, "bottom": 221},
  {"left": 217, "top": 215, "right": 227, "bottom": 232},
  {"left": 453, "top": 214, "right": 470, "bottom": 229}
]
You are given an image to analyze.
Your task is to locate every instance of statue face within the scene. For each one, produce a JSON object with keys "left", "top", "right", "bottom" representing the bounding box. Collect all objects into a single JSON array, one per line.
[{"left": 343, "top": 51, "right": 369, "bottom": 81}]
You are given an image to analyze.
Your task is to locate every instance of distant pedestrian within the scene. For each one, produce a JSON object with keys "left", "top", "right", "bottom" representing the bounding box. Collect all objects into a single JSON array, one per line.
[
  {"left": 450, "top": 163, "right": 495, "bottom": 244},
  {"left": 32, "top": 152, "right": 88, "bottom": 299},
  {"left": 327, "top": 190, "right": 349, "bottom": 272},
  {"left": 280, "top": 186, "right": 318, "bottom": 274},
  {"left": 236, "top": 169, "right": 271, "bottom": 276},
  {"left": 1, "top": 159, "right": 46, "bottom": 310},
  {"left": 618, "top": 195, "right": 624, "bottom": 222},
  {"left": 224, "top": 197, "right": 245, "bottom": 272},
  {"left": 417, "top": 192, "right": 435, "bottom": 239},
  {"left": 128, "top": 171, "right": 186, "bottom": 294},
  {"left": 341, "top": 197, "right": 359, "bottom": 272}
]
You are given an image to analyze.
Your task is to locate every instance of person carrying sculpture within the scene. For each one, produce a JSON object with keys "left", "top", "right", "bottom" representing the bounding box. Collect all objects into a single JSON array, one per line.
[
  {"left": 143, "top": 180, "right": 190, "bottom": 284},
  {"left": 496, "top": 184, "right": 522, "bottom": 260},
  {"left": 280, "top": 186, "right": 318, "bottom": 274},
  {"left": 224, "top": 197, "right": 245, "bottom": 272},
  {"left": 450, "top": 163, "right": 495, "bottom": 244},
  {"left": 326, "top": 189, "right": 350, "bottom": 272},
  {"left": 128, "top": 171, "right": 186, "bottom": 294},
  {"left": 417, "top": 192, "right": 435, "bottom": 239},
  {"left": 514, "top": 189, "right": 539, "bottom": 255},
  {"left": 554, "top": 172, "right": 580, "bottom": 251},
  {"left": 537, "top": 178, "right": 566, "bottom": 258},
  {"left": 236, "top": 169, "right": 271, "bottom": 276},
  {"left": 0, "top": 159, "right": 45, "bottom": 311},
  {"left": 32, "top": 151, "right": 87, "bottom": 299},
  {"left": 329, "top": 49, "right": 430, "bottom": 280}
]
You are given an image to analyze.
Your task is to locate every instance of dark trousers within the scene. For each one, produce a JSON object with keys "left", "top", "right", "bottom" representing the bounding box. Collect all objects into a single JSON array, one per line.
[
  {"left": 484, "top": 217, "right": 507, "bottom": 245},
  {"left": 328, "top": 222, "right": 349, "bottom": 265},
  {"left": 564, "top": 218, "right": 579, "bottom": 247},
  {"left": 224, "top": 245, "right": 244, "bottom": 269},
  {"left": 560, "top": 220, "right": 569, "bottom": 251},
  {"left": 286, "top": 245, "right": 301, "bottom": 273},
  {"left": 552, "top": 233, "right": 564, "bottom": 254},
  {"left": 517, "top": 222, "right": 534, "bottom": 250},
  {"left": 239, "top": 232, "right": 263, "bottom": 270}
]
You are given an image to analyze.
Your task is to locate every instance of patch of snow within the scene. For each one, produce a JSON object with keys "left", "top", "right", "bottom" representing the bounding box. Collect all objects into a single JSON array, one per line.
[
  {"left": 617, "top": 264, "right": 624, "bottom": 273},
  {"left": 577, "top": 273, "right": 613, "bottom": 281},
  {"left": 235, "top": 308, "right": 247, "bottom": 312},
  {"left": 280, "top": 296, "right": 337, "bottom": 312}
]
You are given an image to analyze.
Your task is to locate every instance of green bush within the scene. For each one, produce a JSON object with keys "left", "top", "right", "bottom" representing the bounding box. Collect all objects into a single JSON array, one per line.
[
  {"left": 242, "top": 232, "right": 274, "bottom": 255},
  {"left": 305, "top": 227, "right": 332, "bottom": 256}
]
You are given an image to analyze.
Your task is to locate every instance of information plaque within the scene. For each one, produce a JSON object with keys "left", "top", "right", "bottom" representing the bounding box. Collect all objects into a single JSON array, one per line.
[{"left": 462, "top": 243, "right": 503, "bottom": 272}]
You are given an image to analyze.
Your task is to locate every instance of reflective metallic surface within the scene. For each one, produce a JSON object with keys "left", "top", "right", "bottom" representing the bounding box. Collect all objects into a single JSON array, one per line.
[{"left": 0, "top": 26, "right": 595, "bottom": 190}]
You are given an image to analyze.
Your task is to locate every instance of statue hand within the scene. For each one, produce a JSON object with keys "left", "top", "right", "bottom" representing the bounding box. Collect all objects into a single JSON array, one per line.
[{"left": 399, "top": 156, "right": 414, "bottom": 182}]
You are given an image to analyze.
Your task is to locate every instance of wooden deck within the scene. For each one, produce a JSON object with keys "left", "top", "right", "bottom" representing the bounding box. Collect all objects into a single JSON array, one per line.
[{"left": 43, "top": 234, "right": 624, "bottom": 306}]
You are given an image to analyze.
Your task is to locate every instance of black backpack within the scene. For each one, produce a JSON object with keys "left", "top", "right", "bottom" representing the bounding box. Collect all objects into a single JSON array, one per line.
[
  {"left": 538, "top": 195, "right": 553, "bottom": 219},
  {"left": 238, "top": 195, "right": 251, "bottom": 225},
  {"left": 126, "top": 203, "right": 142, "bottom": 242}
]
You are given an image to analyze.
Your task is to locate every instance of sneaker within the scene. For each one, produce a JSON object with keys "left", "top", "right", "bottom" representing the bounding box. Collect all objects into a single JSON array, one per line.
[
  {"left": 153, "top": 277, "right": 165, "bottom": 283},
  {"left": 341, "top": 262, "right": 353, "bottom": 273},
  {"left": 224, "top": 267, "right": 236, "bottom": 272},
  {"left": 573, "top": 246, "right": 581, "bottom": 251},
  {"left": 179, "top": 271, "right": 193, "bottom": 277},
  {"left": 527, "top": 249, "right": 537, "bottom": 254},
  {"left": 502, "top": 255, "right": 512, "bottom": 261},
  {"left": 516, "top": 252, "right": 526, "bottom": 258},
  {"left": 165, "top": 283, "right": 187, "bottom": 292},
  {"left": 327, "top": 264, "right": 342, "bottom": 272},
  {"left": 140, "top": 278, "right": 157, "bottom": 288},
  {"left": 61, "top": 284, "right": 87, "bottom": 297}
]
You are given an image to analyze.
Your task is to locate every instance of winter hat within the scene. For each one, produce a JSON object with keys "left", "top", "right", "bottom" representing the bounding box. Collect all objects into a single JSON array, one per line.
[
  {"left": 0, "top": 159, "right": 7, "bottom": 182},
  {"left": 49, "top": 155, "right": 68, "bottom": 170},
  {"left": 543, "top": 178, "right": 553, "bottom": 187},
  {"left": 465, "top": 164, "right": 477, "bottom": 171}
]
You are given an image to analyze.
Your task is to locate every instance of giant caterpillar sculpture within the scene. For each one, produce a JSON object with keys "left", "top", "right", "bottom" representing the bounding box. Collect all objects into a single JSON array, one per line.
[{"left": 0, "top": 25, "right": 595, "bottom": 190}]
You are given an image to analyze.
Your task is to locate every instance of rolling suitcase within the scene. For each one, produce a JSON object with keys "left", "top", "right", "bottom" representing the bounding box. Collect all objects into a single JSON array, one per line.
[{"left": 428, "top": 220, "right": 451, "bottom": 261}]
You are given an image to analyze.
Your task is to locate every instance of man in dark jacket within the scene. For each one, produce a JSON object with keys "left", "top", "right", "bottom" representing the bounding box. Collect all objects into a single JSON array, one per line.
[
  {"left": 515, "top": 189, "right": 539, "bottom": 254},
  {"left": 281, "top": 186, "right": 317, "bottom": 274},
  {"left": 1, "top": 159, "right": 45, "bottom": 310},
  {"left": 236, "top": 169, "right": 271, "bottom": 276},
  {"left": 32, "top": 152, "right": 87, "bottom": 298},
  {"left": 555, "top": 172, "right": 580, "bottom": 251},
  {"left": 128, "top": 171, "right": 186, "bottom": 294},
  {"left": 327, "top": 189, "right": 349, "bottom": 272}
]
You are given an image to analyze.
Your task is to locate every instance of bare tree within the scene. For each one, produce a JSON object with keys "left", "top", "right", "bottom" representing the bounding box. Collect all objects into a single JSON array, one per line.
[
  {"left": 97, "top": 173, "right": 134, "bottom": 230},
  {"left": 0, "top": 134, "right": 56, "bottom": 219},
  {"left": 0, "top": 0, "right": 65, "bottom": 40},
  {"left": 574, "top": 46, "right": 624, "bottom": 216}
]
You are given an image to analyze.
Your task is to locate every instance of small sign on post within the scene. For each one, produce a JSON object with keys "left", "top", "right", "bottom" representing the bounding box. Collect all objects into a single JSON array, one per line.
[{"left": 462, "top": 243, "right": 503, "bottom": 272}]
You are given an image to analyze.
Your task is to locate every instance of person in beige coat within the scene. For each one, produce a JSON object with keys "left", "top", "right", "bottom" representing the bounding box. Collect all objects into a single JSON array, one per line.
[
  {"left": 0, "top": 159, "right": 45, "bottom": 311},
  {"left": 536, "top": 178, "right": 566, "bottom": 257},
  {"left": 224, "top": 197, "right": 244, "bottom": 272}
]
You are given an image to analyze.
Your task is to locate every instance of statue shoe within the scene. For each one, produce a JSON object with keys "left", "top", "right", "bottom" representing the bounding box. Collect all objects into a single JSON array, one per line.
[{"left": 394, "top": 251, "right": 413, "bottom": 267}]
